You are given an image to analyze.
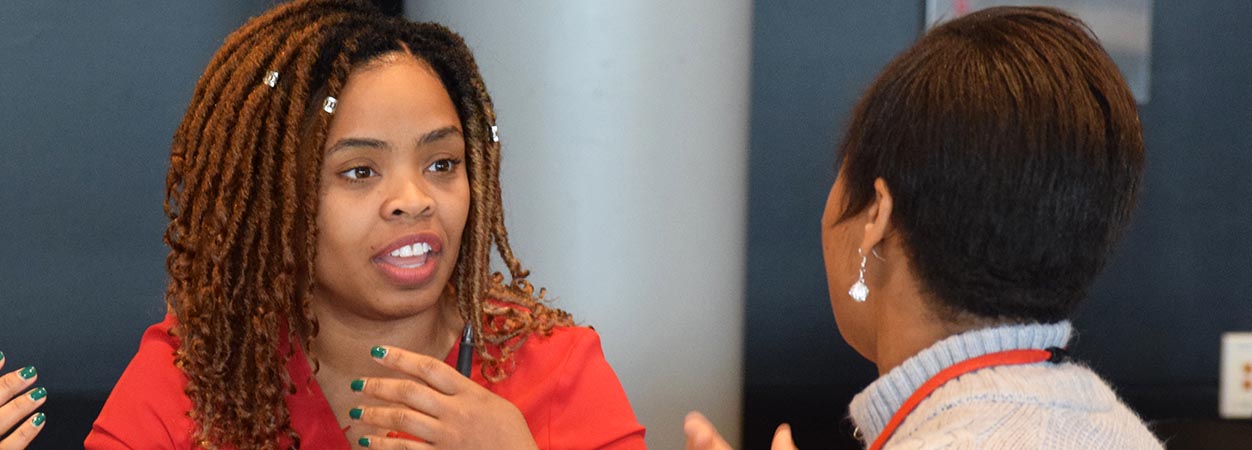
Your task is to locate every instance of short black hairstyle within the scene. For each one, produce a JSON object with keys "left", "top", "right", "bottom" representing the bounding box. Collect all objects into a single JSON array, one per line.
[{"left": 836, "top": 6, "right": 1144, "bottom": 322}]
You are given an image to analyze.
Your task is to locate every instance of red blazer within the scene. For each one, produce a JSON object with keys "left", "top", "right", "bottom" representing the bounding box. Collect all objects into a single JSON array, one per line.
[{"left": 86, "top": 315, "right": 646, "bottom": 449}]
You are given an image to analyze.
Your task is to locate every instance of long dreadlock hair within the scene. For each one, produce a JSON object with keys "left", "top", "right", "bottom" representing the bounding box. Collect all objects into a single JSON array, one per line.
[{"left": 163, "top": 1, "right": 572, "bottom": 447}]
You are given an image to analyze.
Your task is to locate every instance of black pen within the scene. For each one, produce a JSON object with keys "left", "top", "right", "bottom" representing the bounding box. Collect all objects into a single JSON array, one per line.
[{"left": 455, "top": 324, "right": 474, "bottom": 377}]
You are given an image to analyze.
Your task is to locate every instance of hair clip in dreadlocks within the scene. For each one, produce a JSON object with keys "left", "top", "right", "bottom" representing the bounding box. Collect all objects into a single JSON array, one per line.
[
  {"left": 490, "top": 125, "right": 500, "bottom": 142},
  {"left": 263, "top": 71, "right": 279, "bottom": 88},
  {"left": 322, "top": 96, "right": 337, "bottom": 114}
]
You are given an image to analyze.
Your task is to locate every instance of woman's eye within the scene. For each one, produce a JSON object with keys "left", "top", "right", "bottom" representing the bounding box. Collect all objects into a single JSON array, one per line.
[
  {"left": 340, "top": 166, "right": 377, "bottom": 181},
  {"left": 427, "top": 158, "right": 461, "bottom": 173}
]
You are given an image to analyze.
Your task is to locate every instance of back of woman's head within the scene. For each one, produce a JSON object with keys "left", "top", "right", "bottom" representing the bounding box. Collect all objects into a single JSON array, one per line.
[
  {"left": 164, "top": 1, "right": 565, "bottom": 447},
  {"left": 836, "top": 6, "right": 1144, "bottom": 323}
]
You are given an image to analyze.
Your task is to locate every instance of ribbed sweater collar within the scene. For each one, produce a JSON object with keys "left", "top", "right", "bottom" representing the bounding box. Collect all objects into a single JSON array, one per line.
[{"left": 848, "top": 321, "right": 1073, "bottom": 444}]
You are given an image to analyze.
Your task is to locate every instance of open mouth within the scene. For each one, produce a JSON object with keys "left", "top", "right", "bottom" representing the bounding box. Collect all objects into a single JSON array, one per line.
[
  {"left": 379, "top": 242, "right": 434, "bottom": 268},
  {"left": 373, "top": 235, "right": 443, "bottom": 287}
]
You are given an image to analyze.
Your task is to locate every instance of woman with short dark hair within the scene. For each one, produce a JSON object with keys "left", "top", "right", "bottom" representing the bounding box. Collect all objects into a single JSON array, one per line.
[{"left": 687, "top": 6, "right": 1162, "bottom": 449}]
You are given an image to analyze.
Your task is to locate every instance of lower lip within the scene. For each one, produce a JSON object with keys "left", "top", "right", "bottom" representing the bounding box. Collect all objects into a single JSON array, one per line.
[{"left": 373, "top": 255, "right": 439, "bottom": 287}]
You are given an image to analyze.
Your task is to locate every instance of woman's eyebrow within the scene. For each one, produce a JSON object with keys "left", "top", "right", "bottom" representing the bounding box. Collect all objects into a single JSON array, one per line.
[
  {"left": 327, "top": 126, "right": 461, "bottom": 154},
  {"left": 417, "top": 126, "right": 462, "bottom": 146},
  {"left": 327, "top": 137, "right": 389, "bottom": 154}
]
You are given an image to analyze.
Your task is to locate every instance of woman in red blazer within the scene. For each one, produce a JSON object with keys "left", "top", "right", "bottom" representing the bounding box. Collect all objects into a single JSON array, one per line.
[{"left": 86, "top": 1, "right": 644, "bottom": 448}]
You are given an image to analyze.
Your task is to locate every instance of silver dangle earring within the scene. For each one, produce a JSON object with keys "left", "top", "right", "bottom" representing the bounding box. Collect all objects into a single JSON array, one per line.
[{"left": 848, "top": 248, "right": 869, "bottom": 302}]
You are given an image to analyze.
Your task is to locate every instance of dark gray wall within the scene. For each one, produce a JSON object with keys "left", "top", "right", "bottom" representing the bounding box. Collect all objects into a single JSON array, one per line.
[
  {"left": 743, "top": 3, "right": 920, "bottom": 448},
  {"left": 745, "top": 1, "right": 1252, "bottom": 449},
  {"left": 0, "top": 2, "right": 271, "bottom": 447}
]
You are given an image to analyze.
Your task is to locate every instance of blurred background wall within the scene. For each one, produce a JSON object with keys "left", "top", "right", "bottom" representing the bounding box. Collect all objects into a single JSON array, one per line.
[{"left": 0, "top": 1, "right": 1249, "bottom": 449}]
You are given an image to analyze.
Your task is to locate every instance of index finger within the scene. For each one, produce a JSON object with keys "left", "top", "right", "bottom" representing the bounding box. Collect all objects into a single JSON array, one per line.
[{"left": 370, "top": 346, "right": 467, "bottom": 396}]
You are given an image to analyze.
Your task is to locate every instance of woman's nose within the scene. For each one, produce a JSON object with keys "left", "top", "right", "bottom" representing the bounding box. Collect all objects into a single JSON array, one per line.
[{"left": 381, "top": 174, "right": 434, "bottom": 219}]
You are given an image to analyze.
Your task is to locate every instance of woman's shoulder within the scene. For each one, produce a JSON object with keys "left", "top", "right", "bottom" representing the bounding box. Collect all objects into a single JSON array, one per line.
[
  {"left": 893, "top": 363, "right": 1161, "bottom": 449},
  {"left": 484, "top": 323, "right": 620, "bottom": 400},
  {"left": 508, "top": 325, "right": 604, "bottom": 373},
  {"left": 527, "top": 325, "right": 601, "bottom": 345},
  {"left": 490, "top": 325, "right": 647, "bottom": 449},
  {"left": 101, "top": 314, "right": 185, "bottom": 384},
  {"left": 85, "top": 314, "right": 195, "bottom": 449},
  {"left": 499, "top": 325, "right": 630, "bottom": 406},
  {"left": 111, "top": 314, "right": 187, "bottom": 385}
]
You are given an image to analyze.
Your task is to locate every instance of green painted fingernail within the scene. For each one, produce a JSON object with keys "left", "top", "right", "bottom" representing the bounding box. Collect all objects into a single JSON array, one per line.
[
  {"left": 29, "top": 387, "right": 47, "bottom": 401},
  {"left": 19, "top": 366, "right": 36, "bottom": 379},
  {"left": 350, "top": 379, "right": 365, "bottom": 392},
  {"left": 358, "top": 437, "right": 370, "bottom": 447},
  {"left": 0, "top": 351, "right": 5, "bottom": 362},
  {"left": 31, "top": 412, "right": 45, "bottom": 427},
  {"left": 370, "top": 346, "right": 387, "bottom": 359},
  {"left": 349, "top": 407, "right": 363, "bottom": 420}
]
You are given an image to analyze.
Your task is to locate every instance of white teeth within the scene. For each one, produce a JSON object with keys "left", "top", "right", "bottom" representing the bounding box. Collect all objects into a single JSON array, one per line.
[{"left": 389, "top": 243, "right": 433, "bottom": 258}]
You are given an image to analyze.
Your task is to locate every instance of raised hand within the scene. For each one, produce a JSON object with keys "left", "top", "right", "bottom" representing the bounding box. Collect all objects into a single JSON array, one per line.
[
  {"left": 0, "top": 353, "right": 45, "bottom": 450},
  {"left": 684, "top": 411, "right": 797, "bottom": 450},
  {"left": 685, "top": 411, "right": 733, "bottom": 450}
]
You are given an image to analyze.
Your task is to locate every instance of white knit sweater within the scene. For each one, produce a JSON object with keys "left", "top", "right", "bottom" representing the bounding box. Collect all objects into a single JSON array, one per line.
[{"left": 848, "top": 322, "right": 1163, "bottom": 449}]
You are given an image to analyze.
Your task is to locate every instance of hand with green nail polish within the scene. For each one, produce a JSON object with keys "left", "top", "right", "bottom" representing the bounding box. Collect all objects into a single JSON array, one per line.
[
  {"left": 0, "top": 353, "right": 45, "bottom": 449},
  {"left": 350, "top": 346, "right": 539, "bottom": 450}
]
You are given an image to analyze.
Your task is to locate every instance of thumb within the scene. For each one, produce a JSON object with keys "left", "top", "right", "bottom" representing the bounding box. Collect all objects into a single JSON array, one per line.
[
  {"left": 770, "top": 423, "right": 798, "bottom": 450},
  {"left": 684, "top": 411, "right": 733, "bottom": 450}
]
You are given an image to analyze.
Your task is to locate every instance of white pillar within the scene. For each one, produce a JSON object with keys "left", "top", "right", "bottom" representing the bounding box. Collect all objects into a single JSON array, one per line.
[{"left": 408, "top": 2, "right": 752, "bottom": 448}]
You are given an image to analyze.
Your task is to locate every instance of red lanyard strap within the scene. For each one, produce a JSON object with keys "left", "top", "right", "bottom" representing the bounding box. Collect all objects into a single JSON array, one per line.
[{"left": 868, "top": 347, "right": 1064, "bottom": 450}]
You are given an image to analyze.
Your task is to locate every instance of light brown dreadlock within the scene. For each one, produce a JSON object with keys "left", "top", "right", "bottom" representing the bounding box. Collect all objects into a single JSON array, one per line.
[{"left": 162, "top": 1, "right": 572, "bottom": 448}]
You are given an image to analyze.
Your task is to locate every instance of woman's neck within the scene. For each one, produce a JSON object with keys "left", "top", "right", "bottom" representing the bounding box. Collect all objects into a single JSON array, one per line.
[
  {"left": 872, "top": 315, "right": 959, "bottom": 376},
  {"left": 304, "top": 297, "right": 462, "bottom": 378},
  {"left": 870, "top": 283, "right": 999, "bottom": 376},
  {"left": 301, "top": 293, "right": 464, "bottom": 441}
]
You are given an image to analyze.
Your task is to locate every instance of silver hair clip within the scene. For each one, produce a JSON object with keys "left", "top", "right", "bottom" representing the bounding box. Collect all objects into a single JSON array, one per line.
[
  {"left": 322, "top": 96, "right": 337, "bottom": 114},
  {"left": 490, "top": 125, "right": 500, "bottom": 142},
  {"left": 263, "top": 71, "right": 279, "bottom": 88}
]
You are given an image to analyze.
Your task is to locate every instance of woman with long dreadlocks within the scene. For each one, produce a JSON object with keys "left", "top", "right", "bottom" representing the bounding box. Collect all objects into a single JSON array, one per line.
[{"left": 85, "top": 1, "right": 644, "bottom": 448}]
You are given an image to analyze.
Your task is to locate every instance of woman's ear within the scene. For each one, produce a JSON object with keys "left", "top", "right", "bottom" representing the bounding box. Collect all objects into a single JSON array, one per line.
[{"left": 859, "top": 177, "right": 894, "bottom": 253}]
